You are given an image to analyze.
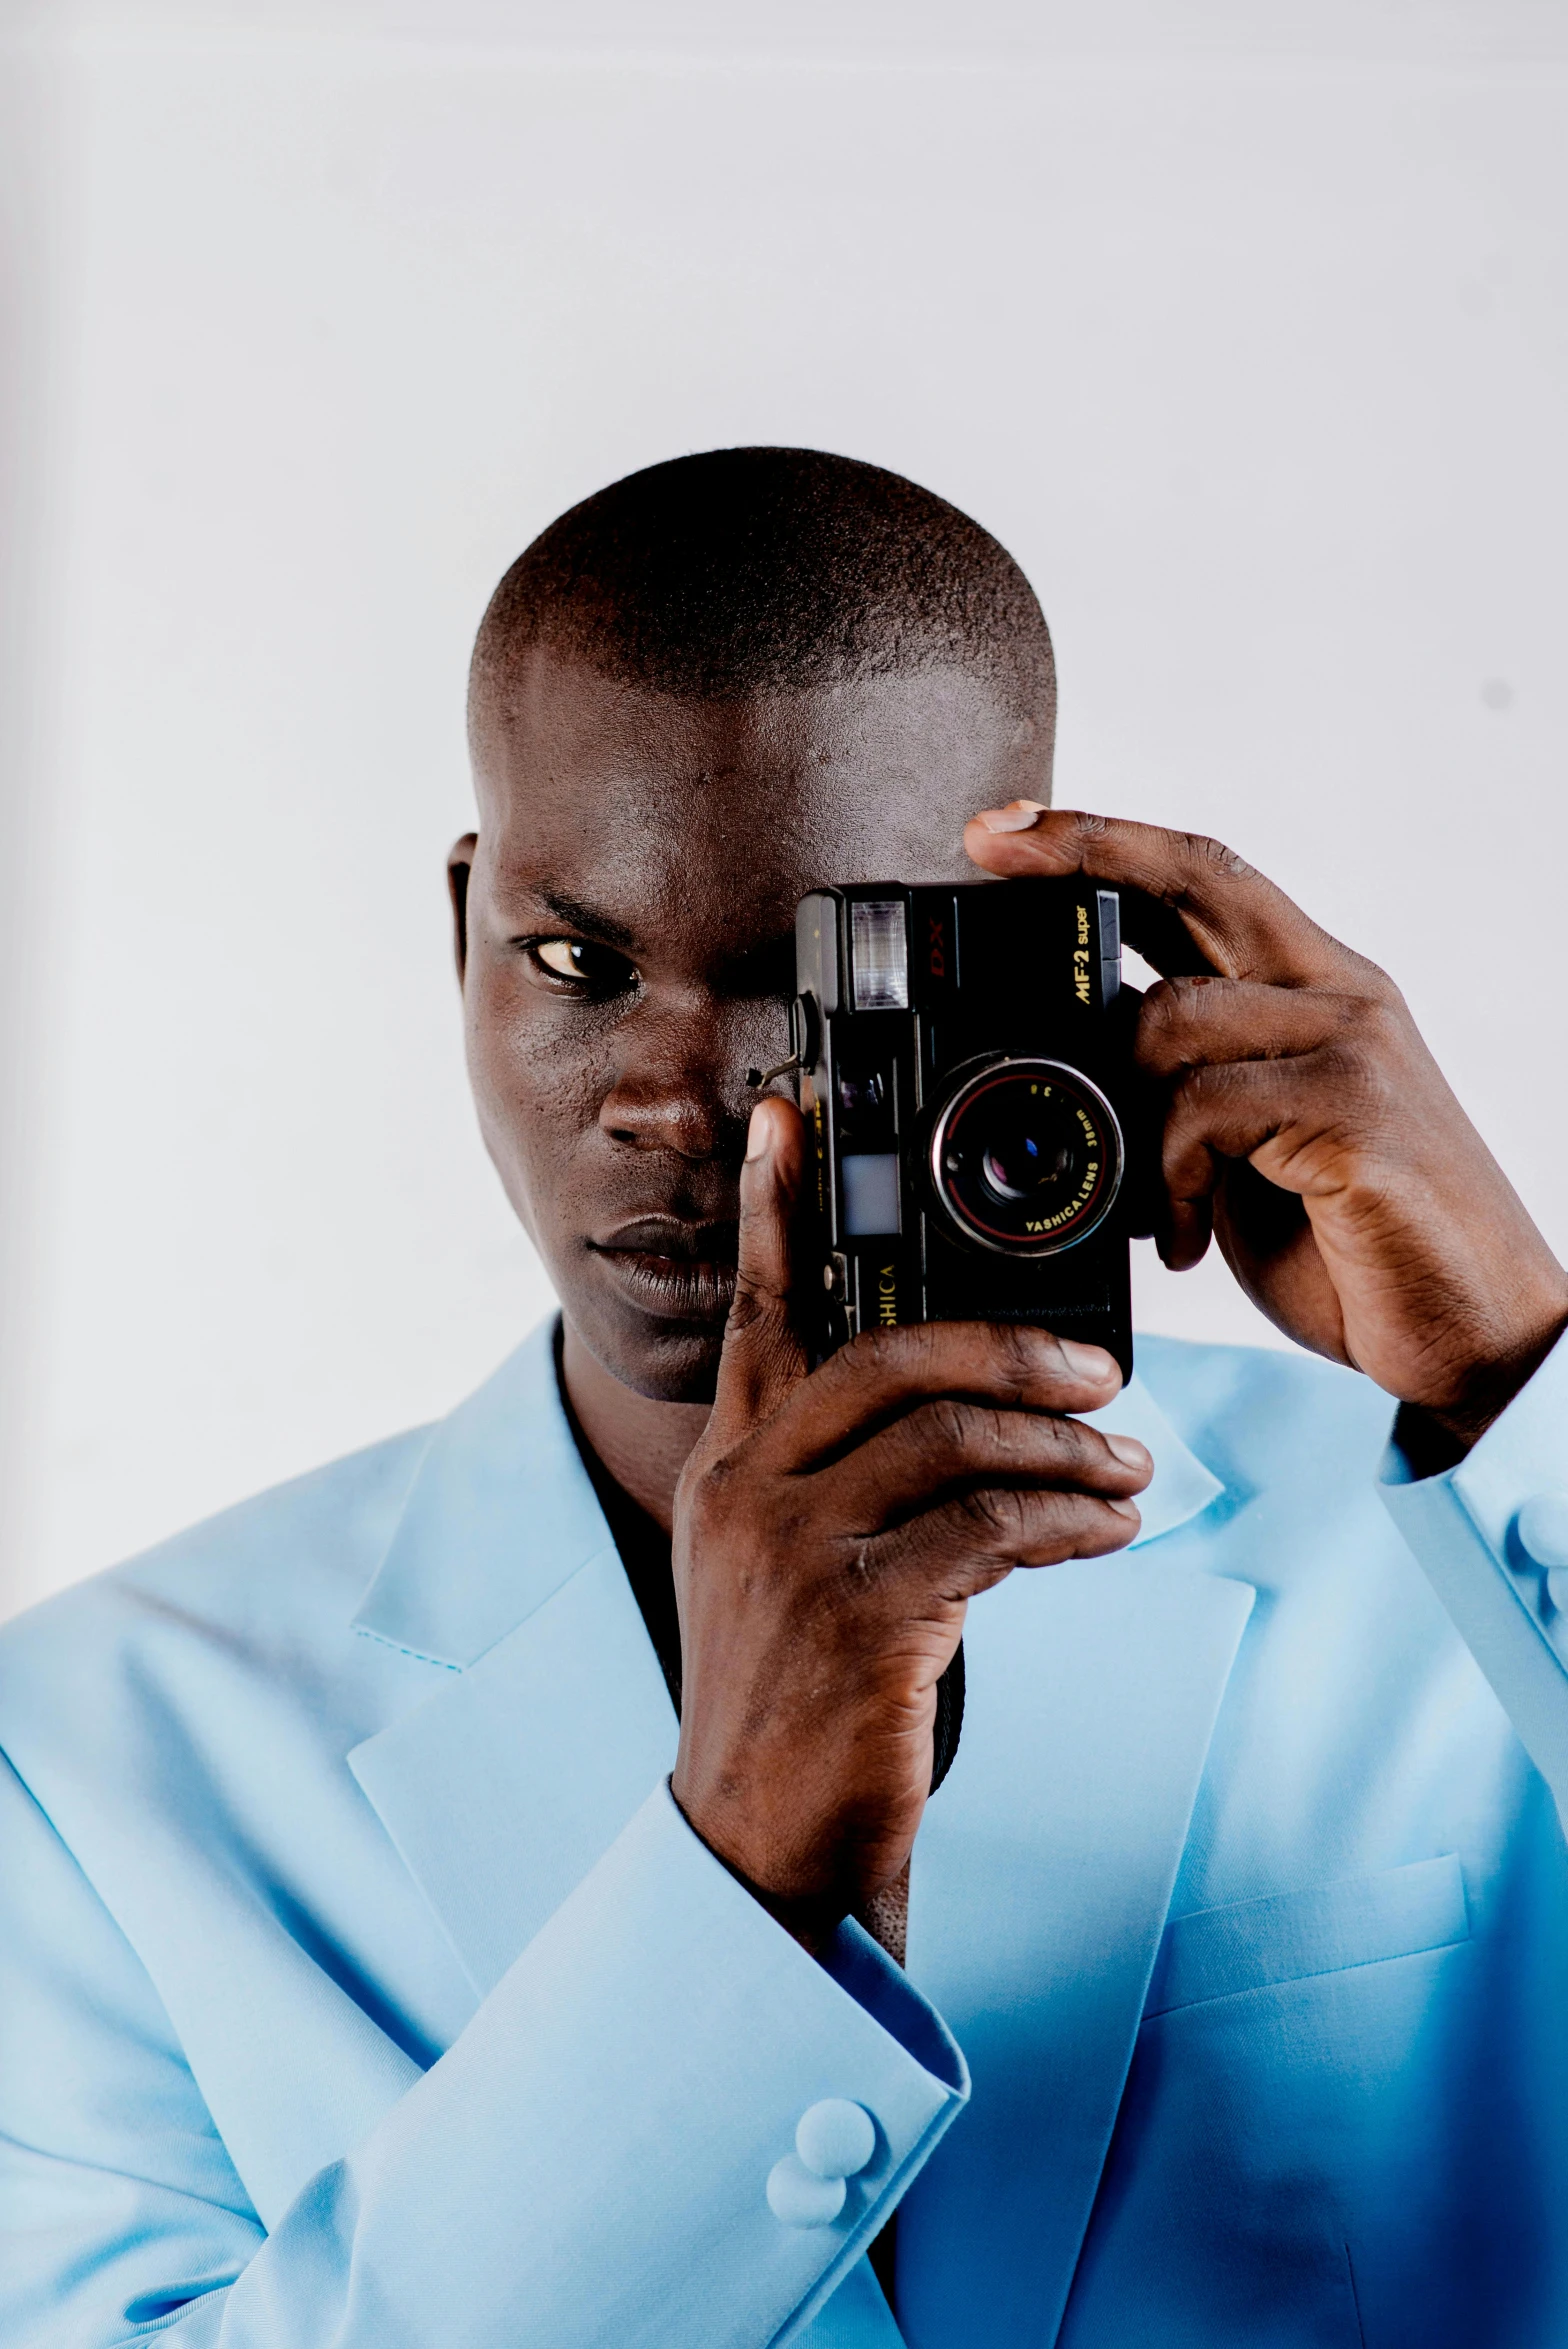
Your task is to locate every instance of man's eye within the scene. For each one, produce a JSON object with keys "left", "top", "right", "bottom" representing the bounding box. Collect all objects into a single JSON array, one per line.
[{"left": 529, "top": 937, "right": 635, "bottom": 992}]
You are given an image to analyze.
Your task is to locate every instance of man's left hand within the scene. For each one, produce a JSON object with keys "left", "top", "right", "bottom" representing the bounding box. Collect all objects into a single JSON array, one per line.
[{"left": 966, "top": 805, "right": 1568, "bottom": 1454}]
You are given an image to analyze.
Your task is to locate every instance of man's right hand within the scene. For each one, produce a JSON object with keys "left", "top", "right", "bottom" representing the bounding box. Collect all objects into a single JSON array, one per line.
[{"left": 668, "top": 1095, "right": 1154, "bottom": 1954}]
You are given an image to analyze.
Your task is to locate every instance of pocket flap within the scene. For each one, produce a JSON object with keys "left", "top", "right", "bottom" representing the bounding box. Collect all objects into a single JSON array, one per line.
[{"left": 1145, "top": 1853, "right": 1470, "bottom": 2018}]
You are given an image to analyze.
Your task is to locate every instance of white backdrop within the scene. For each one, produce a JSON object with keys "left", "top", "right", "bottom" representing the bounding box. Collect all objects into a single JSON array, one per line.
[{"left": 2, "top": 0, "right": 1566, "bottom": 1616}]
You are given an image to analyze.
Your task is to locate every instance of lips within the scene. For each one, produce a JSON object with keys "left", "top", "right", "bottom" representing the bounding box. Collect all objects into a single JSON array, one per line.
[{"left": 588, "top": 1215, "right": 740, "bottom": 1324}]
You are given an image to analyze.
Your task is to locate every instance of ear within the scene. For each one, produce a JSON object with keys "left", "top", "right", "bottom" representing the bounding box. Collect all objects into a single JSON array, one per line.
[{"left": 447, "top": 834, "right": 477, "bottom": 983}]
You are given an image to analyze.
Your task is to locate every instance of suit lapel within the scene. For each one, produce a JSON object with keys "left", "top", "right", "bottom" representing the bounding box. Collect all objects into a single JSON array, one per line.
[
  {"left": 349, "top": 1320, "right": 607, "bottom": 1671},
  {"left": 898, "top": 1375, "right": 1249, "bottom": 2349},
  {"left": 346, "top": 1322, "right": 677, "bottom": 1997},
  {"left": 1081, "top": 1371, "right": 1225, "bottom": 1547}
]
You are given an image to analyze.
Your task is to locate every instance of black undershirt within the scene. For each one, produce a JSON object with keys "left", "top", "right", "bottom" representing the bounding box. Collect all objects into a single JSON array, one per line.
[{"left": 562, "top": 1378, "right": 686, "bottom": 1716}]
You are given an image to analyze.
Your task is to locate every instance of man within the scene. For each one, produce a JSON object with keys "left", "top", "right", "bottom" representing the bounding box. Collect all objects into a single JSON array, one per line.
[{"left": 3, "top": 446, "right": 1568, "bottom": 2349}]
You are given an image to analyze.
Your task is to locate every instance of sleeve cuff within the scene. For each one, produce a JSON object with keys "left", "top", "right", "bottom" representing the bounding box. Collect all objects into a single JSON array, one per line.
[
  {"left": 324, "top": 1780, "right": 968, "bottom": 2349},
  {"left": 1379, "top": 1327, "right": 1568, "bottom": 1801}
]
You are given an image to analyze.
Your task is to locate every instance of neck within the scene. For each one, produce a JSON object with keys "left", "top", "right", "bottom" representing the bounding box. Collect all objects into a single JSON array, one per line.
[{"left": 560, "top": 1319, "right": 712, "bottom": 1534}]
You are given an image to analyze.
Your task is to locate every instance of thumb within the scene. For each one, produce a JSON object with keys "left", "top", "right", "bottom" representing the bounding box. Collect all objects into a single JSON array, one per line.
[{"left": 711, "top": 1096, "right": 812, "bottom": 1435}]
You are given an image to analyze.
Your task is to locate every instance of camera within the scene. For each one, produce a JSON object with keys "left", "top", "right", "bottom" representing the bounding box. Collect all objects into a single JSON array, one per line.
[{"left": 789, "top": 878, "right": 1149, "bottom": 1381}]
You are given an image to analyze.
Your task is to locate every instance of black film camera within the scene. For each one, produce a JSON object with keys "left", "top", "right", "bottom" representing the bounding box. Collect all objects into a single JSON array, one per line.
[{"left": 790, "top": 879, "right": 1150, "bottom": 1382}]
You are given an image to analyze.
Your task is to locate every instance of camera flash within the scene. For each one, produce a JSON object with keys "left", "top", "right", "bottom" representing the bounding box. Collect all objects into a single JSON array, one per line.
[{"left": 850, "top": 900, "right": 910, "bottom": 1011}]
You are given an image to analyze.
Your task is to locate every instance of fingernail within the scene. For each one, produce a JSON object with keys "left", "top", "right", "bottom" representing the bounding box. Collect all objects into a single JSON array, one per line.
[
  {"left": 1059, "top": 1338, "right": 1116, "bottom": 1382},
  {"left": 744, "top": 1105, "right": 770, "bottom": 1162},
  {"left": 1108, "top": 1497, "right": 1142, "bottom": 1520},
  {"left": 1105, "top": 1433, "right": 1151, "bottom": 1471},
  {"left": 975, "top": 800, "right": 1047, "bottom": 834}
]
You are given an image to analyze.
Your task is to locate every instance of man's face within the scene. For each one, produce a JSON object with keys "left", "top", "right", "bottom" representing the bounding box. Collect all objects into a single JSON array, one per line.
[{"left": 454, "top": 645, "right": 1051, "bottom": 1403}]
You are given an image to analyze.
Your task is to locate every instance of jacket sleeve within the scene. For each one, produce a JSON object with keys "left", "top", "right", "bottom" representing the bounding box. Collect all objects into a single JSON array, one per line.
[
  {"left": 0, "top": 1761, "right": 966, "bottom": 2349},
  {"left": 1380, "top": 1325, "right": 1568, "bottom": 1811}
]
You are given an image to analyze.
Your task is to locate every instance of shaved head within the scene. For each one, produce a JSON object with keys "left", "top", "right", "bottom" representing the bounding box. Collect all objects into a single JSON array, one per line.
[
  {"left": 454, "top": 447, "right": 1058, "bottom": 1408},
  {"left": 468, "top": 445, "right": 1055, "bottom": 761}
]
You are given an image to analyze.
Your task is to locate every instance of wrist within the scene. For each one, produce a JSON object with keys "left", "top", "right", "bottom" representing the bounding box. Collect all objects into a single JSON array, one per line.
[
  {"left": 668, "top": 1772, "right": 847, "bottom": 1960},
  {"left": 1406, "top": 1290, "right": 1568, "bottom": 1467}
]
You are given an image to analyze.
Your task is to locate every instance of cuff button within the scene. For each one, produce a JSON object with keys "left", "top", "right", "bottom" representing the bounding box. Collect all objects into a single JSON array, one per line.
[
  {"left": 1518, "top": 1491, "right": 1568, "bottom": 1571},
  {"left": 767, "top": 2154, "right": 847, "bottom": 2228},
  {"left": 796, "top": 2097, "right": 877, "bottom": 2180}
]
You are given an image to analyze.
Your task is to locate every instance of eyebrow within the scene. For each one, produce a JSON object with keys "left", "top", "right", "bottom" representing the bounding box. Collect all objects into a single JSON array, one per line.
[{"left": 529, "top": 885, "right": 640, "bottom": 955}]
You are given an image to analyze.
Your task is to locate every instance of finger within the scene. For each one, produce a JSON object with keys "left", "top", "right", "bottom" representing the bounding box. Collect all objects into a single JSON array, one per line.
[
  {"left": 860, "top": 1480, "right": 1141, "bottom": 1605},
  {"left": 1134, "top": 979, "right": 1399, "bottom": 1268},
  {"left": 1158, "top": 1052, "right": 1345, "bottom": 1270},
  {"left": 963, "top": 805, "right": 1345, "bottom": 988},
  {"left": 766, "top": 1317, "right": 1124, "bottom": 1467},
  {"left": 1136, "top": 976, "right": 1371, "bottom": 1080},
  {"left": 710, "top": 1097, "right": 812, "bottom": 1435},
  {"left": 816, "top": 1397, "right": 1151, "bottom": 1535}
]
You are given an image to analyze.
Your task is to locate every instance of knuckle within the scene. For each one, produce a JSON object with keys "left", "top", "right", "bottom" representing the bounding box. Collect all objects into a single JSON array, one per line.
[
  {"left": 1350, "top": 951, "right": 1401, "bottom": 1007},
  {"left": 1168, "top": 1060, "right": 1221, "bottom": 1120},
  {"left": 1164, "top": 972, "right": 1224, "bottom": 1015},
  {"left": 958, "top": 1484, "right": 1027, "bottom": 1545},
  {"left": 1009, "top": 1487, "right": 1076, "bottom": 1557},
  {"left": 839, "top": 1325, "right": 893, "bottom": 1381},
  {"left": 696, "top": 1447, "right": 742, "bottom": 1506},
  {"left": 925, "top": 1397, "right": 974, "bottom": 1454},
  {"left": 987, "top": 1317, "right": 1046, "bottom": 1395},
  {"left": 725, "top": 1272, "right": 784, "bottom": 1335},
  {"left": 682, "top": 1463, "right": 733, "bottom": 1546},
  {"left": 1032, "top": 1488, "right": 1127, "bottom": 1560},
  {"left": 1133, "top": 981, "right": 1180, "bottom": 1057},
  {"left": 846, "top": 1320, "right": 929, "bottom": 1382},
  {"left": 1047, "top": 1413, "right": 1094, "bottom": 1473},
  {"left": 1185, "top": 831, "right": 1255, "bottom": 887},
  {"left": 1355, "top": 991, "right": 1412, "bottom": 1060},
  {"left": 1319, "top": 1028, "right": 1385, "bottom": 1106}
]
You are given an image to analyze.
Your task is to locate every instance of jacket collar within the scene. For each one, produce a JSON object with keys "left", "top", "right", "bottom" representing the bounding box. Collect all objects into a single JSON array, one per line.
[{"left": 1082, "top": 1366, "right": 1224, "bottom": 1549}]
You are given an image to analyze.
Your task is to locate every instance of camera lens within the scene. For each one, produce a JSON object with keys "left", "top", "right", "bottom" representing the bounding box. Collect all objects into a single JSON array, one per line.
[
  {"left": 929, "top": 1059, "right": 1123, "bottom": 1255},
  {"left": 980, "top": 1114, "right": 1075, "bottom": 1205}
]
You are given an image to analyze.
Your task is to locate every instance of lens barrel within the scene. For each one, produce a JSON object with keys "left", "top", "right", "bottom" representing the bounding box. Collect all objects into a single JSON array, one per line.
[{"left": 928, "top": 1058, "right": 1123, "bottom": 1255}]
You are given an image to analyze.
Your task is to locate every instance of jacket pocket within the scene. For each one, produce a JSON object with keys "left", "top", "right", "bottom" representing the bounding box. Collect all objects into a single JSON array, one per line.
[{"left": 1144, "top": 1852, "right": 1469, "bottom": 2019}]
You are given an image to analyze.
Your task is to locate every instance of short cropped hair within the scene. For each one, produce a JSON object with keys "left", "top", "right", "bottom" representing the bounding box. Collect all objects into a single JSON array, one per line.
[{"left": 469, "top": 446, "right": 1054, "bottom": 733}]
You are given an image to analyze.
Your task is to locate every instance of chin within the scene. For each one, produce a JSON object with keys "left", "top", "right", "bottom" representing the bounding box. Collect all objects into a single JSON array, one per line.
[
  {"left": 631, "top": 1338, "right": 725, "bottom": 1407},
  {"left": 570, "top": 1288, "right": 728, "bottom": 1407}
]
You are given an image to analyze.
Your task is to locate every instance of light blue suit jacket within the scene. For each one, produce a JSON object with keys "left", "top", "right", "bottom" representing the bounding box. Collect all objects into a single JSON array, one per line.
[{"left": 4, "top": 1322, "right": 1568, "bottom": 2348}]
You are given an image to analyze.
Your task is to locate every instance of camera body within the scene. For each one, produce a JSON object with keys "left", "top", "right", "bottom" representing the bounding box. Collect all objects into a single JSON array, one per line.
[{"left": 792, "top": 878, "right": 1147, "bottom": 1381}]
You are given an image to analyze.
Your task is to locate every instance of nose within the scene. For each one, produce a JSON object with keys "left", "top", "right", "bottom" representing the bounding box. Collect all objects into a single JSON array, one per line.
[{"left": 598, "top": 994, "right": 777, "bottom": 1162}]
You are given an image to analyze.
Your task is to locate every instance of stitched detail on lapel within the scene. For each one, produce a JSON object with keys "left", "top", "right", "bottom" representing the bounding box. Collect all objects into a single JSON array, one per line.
[
  {"left": 1144, "top": 1852, "right": 1470, "bottom": 2018},
  {"left": 353, "top": 1625, "right": 461, "bottom": 1669}
]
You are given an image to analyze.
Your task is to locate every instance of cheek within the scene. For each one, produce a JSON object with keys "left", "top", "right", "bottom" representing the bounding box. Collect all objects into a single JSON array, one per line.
[{"left": 464, "top": 959, "right": 609, "bottom": 1194}]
